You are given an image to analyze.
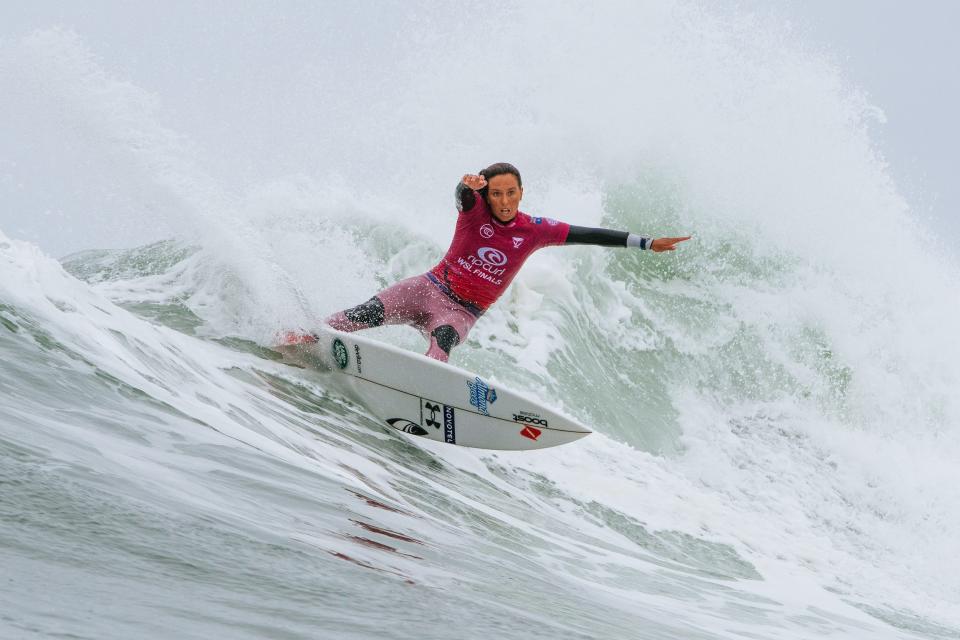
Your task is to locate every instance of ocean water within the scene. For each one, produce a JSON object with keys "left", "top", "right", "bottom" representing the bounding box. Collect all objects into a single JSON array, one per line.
[{"left": 2, "top": 3, "right": 959, "bottom": 639}]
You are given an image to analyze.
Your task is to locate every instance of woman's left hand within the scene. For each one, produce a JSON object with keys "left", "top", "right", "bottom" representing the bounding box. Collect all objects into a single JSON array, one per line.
[{"left": 650, "top": 236, "right": 691, "bottom": 252}]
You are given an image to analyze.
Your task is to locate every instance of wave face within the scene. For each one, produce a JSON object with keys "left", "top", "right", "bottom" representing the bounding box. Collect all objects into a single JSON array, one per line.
[{"left": 2, "top": 4, "right": 959, "bottom": 639}]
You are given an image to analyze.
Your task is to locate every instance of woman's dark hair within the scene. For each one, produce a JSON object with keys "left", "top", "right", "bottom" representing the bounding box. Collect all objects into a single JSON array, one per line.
[{"left": 479, "top": 162, "right": 522, "bottom": 200}]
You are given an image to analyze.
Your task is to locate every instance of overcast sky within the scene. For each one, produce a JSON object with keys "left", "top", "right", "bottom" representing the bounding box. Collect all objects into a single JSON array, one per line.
[{"left": 778, "top": 0, "right": 960, "bottom": 239}]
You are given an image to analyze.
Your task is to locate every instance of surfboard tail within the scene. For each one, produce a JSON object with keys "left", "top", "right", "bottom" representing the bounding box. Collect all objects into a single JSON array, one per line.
[{"left": 277, "top": 330, "right": 319, "bottom": 346}]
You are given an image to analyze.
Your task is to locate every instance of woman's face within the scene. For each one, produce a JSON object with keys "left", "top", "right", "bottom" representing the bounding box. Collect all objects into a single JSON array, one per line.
[{"left": 485, "top": 173, "right": 523, "bottom": 223}]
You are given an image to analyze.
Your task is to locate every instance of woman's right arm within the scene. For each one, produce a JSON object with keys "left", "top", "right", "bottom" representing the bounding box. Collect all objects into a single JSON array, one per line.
[{"left": 455, "top": 174, "right": 487, "bottom": 212}]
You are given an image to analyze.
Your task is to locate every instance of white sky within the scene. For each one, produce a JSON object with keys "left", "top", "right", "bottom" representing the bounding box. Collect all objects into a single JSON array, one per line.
[{"left": 776, "top": 0, "right": 960, "bottom": 240}]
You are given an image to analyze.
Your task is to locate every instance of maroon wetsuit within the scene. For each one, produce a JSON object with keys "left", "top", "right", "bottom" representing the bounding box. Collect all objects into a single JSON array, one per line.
[
  {"left": 326, "top": 182, "right": 649, "bottom": 362},
  {"left": 428, "top": 189, "right": 571, "bottom": 311}
]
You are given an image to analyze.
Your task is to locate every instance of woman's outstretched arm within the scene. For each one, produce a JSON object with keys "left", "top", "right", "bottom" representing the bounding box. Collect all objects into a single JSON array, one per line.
[{"left": 565, "top": 226, "right": 690, "bottom": 251}]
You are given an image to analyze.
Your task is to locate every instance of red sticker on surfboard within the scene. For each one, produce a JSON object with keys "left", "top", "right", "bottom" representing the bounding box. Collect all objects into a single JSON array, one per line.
[{"left": 520, "top": 426, "right": 542, "bottom": 441}]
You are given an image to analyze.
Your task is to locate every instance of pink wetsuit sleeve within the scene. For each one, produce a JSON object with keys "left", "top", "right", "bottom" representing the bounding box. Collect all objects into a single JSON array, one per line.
[{"left": 539, "top": 219, "right": 571, "bottom": 247}]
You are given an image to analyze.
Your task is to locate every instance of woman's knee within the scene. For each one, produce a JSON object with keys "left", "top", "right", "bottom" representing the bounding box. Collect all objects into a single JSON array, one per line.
[
  {"left": 326, "top": 296, "right": 385, "bottom": 332},
  {"left": 344, "top": 297, "right": 386, "bottom": 326},
  {"left": 430, "top": 324, "right": 461, "bottom": 355}
]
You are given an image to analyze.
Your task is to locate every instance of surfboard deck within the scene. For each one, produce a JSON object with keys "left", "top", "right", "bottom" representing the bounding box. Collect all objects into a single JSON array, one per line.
[{"left": 274, "top": 327, "right": 591, "bottom": 450}]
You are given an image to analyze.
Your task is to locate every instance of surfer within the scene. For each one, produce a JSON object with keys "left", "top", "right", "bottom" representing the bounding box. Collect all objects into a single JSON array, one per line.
[{"left": 326, "top": 163, "right": 690, "bottom": 362}]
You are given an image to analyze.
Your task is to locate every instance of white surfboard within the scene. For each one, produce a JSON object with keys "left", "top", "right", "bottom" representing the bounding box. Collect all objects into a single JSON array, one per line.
[{"left": 275, "top": 327, "right": 591, "bottom": 450}]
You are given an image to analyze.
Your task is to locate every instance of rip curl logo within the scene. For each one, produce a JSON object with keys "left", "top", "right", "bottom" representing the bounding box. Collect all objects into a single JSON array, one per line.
[
  {"left": 476, "top": 247, "right": 507, "bottom": 266},
  {"left": 467, "top": 377, "right": 498, "bottom": 416},
  {"left": 512, "top": 236, "right": 524, "bottom": 248},
  {"left": 480, "top": 223, "right": 494, "bottom": 239},
  {"left": 456, "top": 247, "right": 509, "bottom": 285}
]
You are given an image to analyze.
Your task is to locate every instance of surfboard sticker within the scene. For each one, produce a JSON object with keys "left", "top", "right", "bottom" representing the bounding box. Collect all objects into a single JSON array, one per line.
[
  {"left": 520, "top": 426, "right": 542, "bottom": 441},
  {"left": 421, "top": 399, "right": 442, "bottom": 430},
  {"left": 442, "top": 404, "right": 456, "bottom": 444},
  {"left": 332, "top": 338, "right": 349, "bottom": 369},
  {"left": 386, "top": 418, "right": 428, "bottom": 436},
  {"left": 466, "top": 377, "right": 497, "bottom": 415},
  {"left": 352, "top": 343, "right": 363, "bottom": 374},
  {"left": 513, "top": 411, "right": 549, "bottom": 428}
]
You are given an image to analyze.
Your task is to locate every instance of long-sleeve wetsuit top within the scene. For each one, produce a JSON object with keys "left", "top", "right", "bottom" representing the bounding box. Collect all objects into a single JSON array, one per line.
[{"left": 428, "top": 183, "right": 649, "bottom": 312}]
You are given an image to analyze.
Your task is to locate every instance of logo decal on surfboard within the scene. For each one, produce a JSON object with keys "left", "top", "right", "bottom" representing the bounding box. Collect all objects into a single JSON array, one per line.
[
  {"left": 386, "top": 419, "right": 428, "bottom": 436},
  {"left": 422, "top": 400, "right": 441, "bottom": 429},
  {"left": 332, "top": 338, "right": 349, "bottom": 369},
  {"left": 467, "top": 377, "right": 497, "bottom": 415},
  {"left": 443, "top": 405, "right": 456, "bottom": 444},
  {"left": 513, "top": 412, "right": 548, "bottom": 428},
  {"left": 520, "top": 426, "right": 542, "bottom": 441}
]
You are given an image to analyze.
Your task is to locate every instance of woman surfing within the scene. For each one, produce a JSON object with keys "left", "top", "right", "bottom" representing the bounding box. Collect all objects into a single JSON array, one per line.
[{"left": 315, "top": 162, "right": 689, "bottom": 361}]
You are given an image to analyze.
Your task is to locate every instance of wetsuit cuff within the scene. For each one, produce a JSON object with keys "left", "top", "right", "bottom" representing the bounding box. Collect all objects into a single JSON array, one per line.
[{"left": 627, "top": 234, "right": 652, "bottom": 250}]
